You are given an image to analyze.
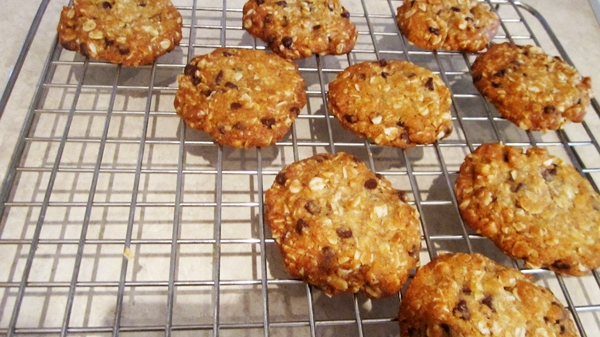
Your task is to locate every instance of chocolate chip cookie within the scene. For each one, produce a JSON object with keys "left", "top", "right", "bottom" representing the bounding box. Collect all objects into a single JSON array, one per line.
[
  {"left": 399, "top": 252, "right": 578, "bottom": 337},
  {"left": 396, "top": 0, "right": 500, "bottom": 52},
  {"left": 174, "top": 48, "right": 306, "bottom": 148},
  {"left": 327, "top": 59, "right": 453, "bottom": 148},
  {"left": 57, "top": 0, "right": 183, "bottom": 66},
  {"left": 472, "top": 43, "right": 593, "bottom": 131},
  {"left": 242, "top": 0, "right": 358, "bottom": 59},
  {"left": 454, "top": 143, "right": 600, "bottom": 275},
  {"left": 265, "top": 152, "right": 421, "bottom": 298}
]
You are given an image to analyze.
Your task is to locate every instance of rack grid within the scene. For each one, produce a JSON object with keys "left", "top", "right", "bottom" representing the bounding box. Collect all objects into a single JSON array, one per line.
[{"left": 1, "top": 0, "right": 599, "bottom": 336}]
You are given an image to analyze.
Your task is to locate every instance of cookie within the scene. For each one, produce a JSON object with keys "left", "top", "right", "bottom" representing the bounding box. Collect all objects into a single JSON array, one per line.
[
  {"left": 454, "top": 143, "right": 600, "bottom": 275},
  {"left": 265, "top": 152, "right": 421, "bottom": 298},
  {"left": 472, "top": 43, "right": 593, "bottom": 131},
  {"left": 174, "top": 48, "right": 307, "bottom": 148},
  {"left": 396, "top": 0, "right": 500, "bottom": 52},
  {"left": 57, "top": 0, "right": 183, "bottom": 66},
  {"left": 242, "top": 0, "right": 358, "bottom": 60},
  {"left": 399, "top": 253, "right": 578, "bottom": 337},
  {"left": 327, "top": 59, "right": 453, "bottom": 148}
]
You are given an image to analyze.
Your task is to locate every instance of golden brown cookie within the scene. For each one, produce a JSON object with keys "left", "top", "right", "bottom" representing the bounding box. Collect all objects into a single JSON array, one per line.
[
  {"left": 327, "top": 59, "right": 453, "bottom": 148},
  {"left": 242, "top": 0, "right": 358, "bottom": 60},
  {"left": 399, "top": 253, "right": 578, "bottom": 337},
  {"left": 57, "top": 0, "right": 183, "bottom": 66},
  {"left": 396, "top": 0, "right": 500, "bottom": 52},
  {"left": 265, "top": 152, "right": 421, "bottom": 298},
  {"left": 472, "top": 43, "right": 593, "bottom": 131},
  {"left": 454, "top": 143, "right": 600, "bottom": 275},
  {"left": 174, "top": 48, "right": 306, "bottom": 148}
]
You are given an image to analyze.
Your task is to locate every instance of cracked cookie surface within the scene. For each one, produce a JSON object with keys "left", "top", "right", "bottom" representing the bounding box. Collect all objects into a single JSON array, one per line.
[
  {"left": 242, "top": 0, "right": 358, "bottom": 59},
  {"left": 58, "top": 0, "right": 182, "bottom": 66},
  {"left": 396, "top": 0, "right": 499, "bottom": 52},
  {"left": 327, "top": 59, "right": 453, "bottom": 148},
  {"left": 265, "top": 152, "right": 421, "bottom": 298},
  {"left": 399, "top": 253, "right": 578, "bottom": 337},
  {"left": 454, "top": 143, "right": 600, "bottom": 275},
  {"left": 174, "top": 48, "right": 306, "bottom": 148},
  {"left": 472, "top": 43, "right": 593, "bottom": 131}
]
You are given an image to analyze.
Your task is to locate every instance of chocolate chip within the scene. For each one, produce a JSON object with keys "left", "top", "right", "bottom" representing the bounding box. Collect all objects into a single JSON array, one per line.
[
  {"left": 336, "top": 227, "right": 353, "bottom": 239},
  {"left": 544, "top": 105, "right": 556, "bottom": 114},
  {"left": 408, "top": 245, "right": 418, "bottom": 256},
  {"left": 275, "top": 172, "right": 287, "bottom": 185},
  {"left": 381, "top": 72, "right": 390, "bottom": 79},
  {"left": 397, "top": 190, "right": 410, "bottom": 203},
  {"left": 320, "top": 246, "right": 335, "bottom": 270},
  {"left": 462, "top": 287, "right": 472, "bottom": 295},
  {"left": 275, "top": 1, "right": 287, "bottom": 7},
  {"left": 139, "top": 0, "right": 146, "bottom": 6},
  {"left": 118, "top": 45, "right": 130, "bottom": 55},
  {"left": 282, "top": 15, "right": 289, "bottom": 27},
  {"left": 542, "top": 165, "right": 557, "bottom": 181},
  {"left": 313, "top": 24, "right": 321, "bottom": 30},
  {"left": 261, "top": 117, "right": 276, "bottom": 129},
  {"left": 379, "top": 59, "right": 388, "bottom": 67},
  {"left": 63, "top": 40, "right": 79, "bottom": 51},
  {"left": 425, "top": 77, "right": 435, "bottom": 90},
  {"left": 481, "top": 295, "right": 495, "bottom": 312},
  {"left": 191, "top": 76, "right": 201, "bottom": 86},
  {"left": 290, "top": 107, "right": 301, "bottom": 116},
  {"left": 451, "top": 6, "right": 460, "bottom": 12},
  {"left": 256, "top": 0, "right": 264, "bottom": 4},
  {"left": 453, "top": 300, "right": 470, "bottom": 320},
  {"left": 282, "top": 37, "right": 293, "bottom": 49},
  {"left": 364, "top": 178, "right": 378, "bottom": 189},
  {"left": 218, "top": 126, "right": 227, "bottom": 134},
  {"left": 184, "top": 64, "right": 196, "bottom": 76},
  {"left": 225, "top": 81, "right": 238, "bottom": 89},
  {"left": 102, "top": 1, "right": 112, "bottom": 9},
  {"left": 215, "top": 70, "right": 223, "bottom": 84},
  {"left": 265, "top": 34, "right": 276, "bottom": 44},
  {"left": 375, "top": 173, "right": 383, "bottom": 179},
  {"left": 397, "top": 120, "right": 405, "bottom": 127},
  {"left": 560, "top": 325, "right": 566, "bottom": 334},
  {"left": 79, "top": 43, "right": 89, "bottom": 57},
  {"left": 473, "top": 74, "right": 482, "bottom": 82},
  {"left": 357, "top": 73, "right": 366, "bottom": 80},
  {"left": 429, "top": 26, "right": 441, "bottom": 35},
  {"left": 503, "top": 152, "right": 509, "bottom": 162},
  {"left": 494, "top": 69, "right": 507, "bottom": 77},
  {"left": 230, "top": 102, "right": 242, "bottom": 110},
  {"left": 296, "top": 218, "right": 308, "bottom": 234},
  {"left": 233, "top": 122, "right": 245, "bottom": 130},
  {"left": 328, "top": 3, "right": 334, "bottom": 11},
  {"left": 264, "top": 14, "right": 273, "bottom": 25},
  {"left": 441, "top": 324, "right": 450, "bottom": 333},
  {"left": 491, "top": 82, "right": 501, "bottom": 88},
  {"left": 201, "top": 89, "right": 212, "bottom": 97},
  {"left": 344, "top": 114, "right": 358, "bottom": 124},
  {"left": 223, "top": 51, "right": 234, "bottom": 57},
  {"left": 341, "top": 10, "right": 350, "bottom": 18},
  {"left": 305, "top": 200, "right": 321, "bottom": 215},
  {"left": 400, "top": 132, "right": 411, "bottom": 144},
  {"left": 551, "top": 260, "right": 570, "bottom": 271}
]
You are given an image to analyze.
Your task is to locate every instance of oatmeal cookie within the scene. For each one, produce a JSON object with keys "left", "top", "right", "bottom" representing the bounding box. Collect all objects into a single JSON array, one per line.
[
  {"left": 396, "top": 0, "right": 500, "bottom": 52},
  {"left": 242, "top": 0, "right": 358, "bottom": 60},
  {"left": 174, "top": 48, "right": 306, "bottom": 148},
  {"left": 327, "top": 59, "right": 453, "bottom": 148},
  {"left": 265, "top": 152, "right": 421, "bottom": 298},
  {"left": 399, "top": 253, "right": 578, "bottom": 337},
  {"left": 57, "top": 0, "right": 183, "bottom": 66},
  {"left": 472, "top": 43, "right": 593, "bottom": 131},
  {"left": 454, "top": 143, "right": 600, "bottom": 275}
]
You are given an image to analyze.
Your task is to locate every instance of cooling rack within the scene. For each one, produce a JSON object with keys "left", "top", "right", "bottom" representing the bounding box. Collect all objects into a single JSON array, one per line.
[{"left": 1, "top": 0, "right": 599, "bottom": 336}]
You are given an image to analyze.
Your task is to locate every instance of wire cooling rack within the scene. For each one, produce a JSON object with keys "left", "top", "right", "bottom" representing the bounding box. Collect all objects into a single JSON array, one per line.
[{"left": 1, "top": 0, "right": 599, "bottom": 336}]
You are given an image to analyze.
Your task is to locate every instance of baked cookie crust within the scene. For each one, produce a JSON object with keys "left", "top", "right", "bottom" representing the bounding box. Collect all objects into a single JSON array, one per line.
[
  {"left": 174, "top": 48, "right": 306, "bottom": 148},
  {"left": 265, "top": 152, "right": 421, "bottom": 298},
  {"left": 327, "top": 59, "right": 453, "bottom": 148},
  {"left": 472, "top": 43, "right": 593, "bottom": 131},
  {"left": 242, "top": 0, "right": 358, "bottom": 59},
  {"left": 396, "top": 0, "right": 499, "bottom": 52},
  {"left": 454, "top": 143, "right": 600, "bottom": 275},
  {"left": 399, "top": 253, "right": 578, "bottom": 337},
  {"left": 58, "top": 0, "right": 183, "bottom": 66}
]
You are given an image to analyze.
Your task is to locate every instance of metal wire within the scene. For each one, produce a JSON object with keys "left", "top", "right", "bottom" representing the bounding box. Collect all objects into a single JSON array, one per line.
[{"left": 0, "top": 0, "right": 599, "bottom": 336}]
